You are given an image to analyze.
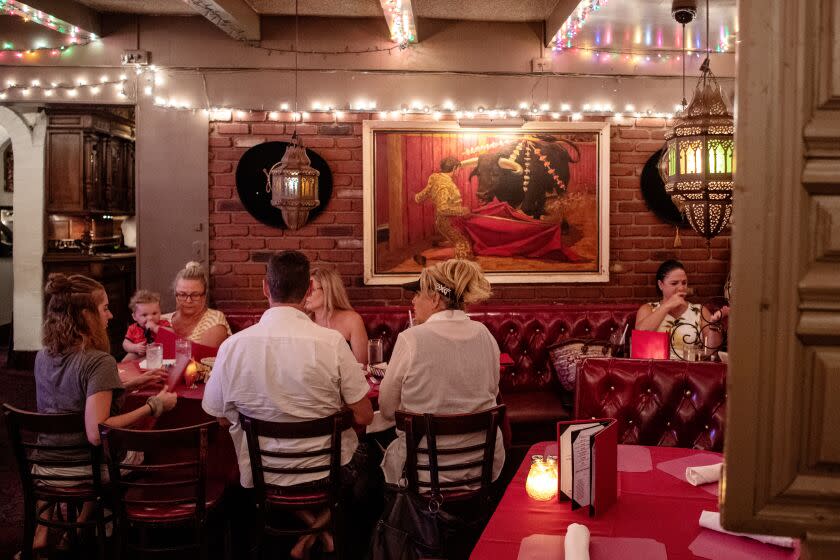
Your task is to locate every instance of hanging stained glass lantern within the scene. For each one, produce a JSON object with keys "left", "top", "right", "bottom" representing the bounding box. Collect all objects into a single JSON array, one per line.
[
  {"left": 264, "top": 131, "right": 320, "bottom": 230},
  {"left": 658, "top": 58, "right": 734, "bottom": 242}
]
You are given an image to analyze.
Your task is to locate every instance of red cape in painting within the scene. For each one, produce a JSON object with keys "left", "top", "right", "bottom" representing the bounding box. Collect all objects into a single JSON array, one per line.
[{"left": 456, "top": 201, "right": 582, "bottom": 262}]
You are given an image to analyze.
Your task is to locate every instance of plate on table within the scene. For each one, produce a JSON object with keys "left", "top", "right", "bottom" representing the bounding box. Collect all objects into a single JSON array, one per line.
[
  {"left": 139, "top": 358, "right": 175, "bottom": 370},
  {"left": 200, "top": 357, "right": 216, "bottom": 369}
]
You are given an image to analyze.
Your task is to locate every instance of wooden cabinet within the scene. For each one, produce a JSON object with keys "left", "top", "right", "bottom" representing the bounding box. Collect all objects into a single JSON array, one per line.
[
  {"left": 44, "top": 255, "right": 136, "bottom": 356},
  {"left": 46, "top": 109, "right": 135, "bottom": 214}
]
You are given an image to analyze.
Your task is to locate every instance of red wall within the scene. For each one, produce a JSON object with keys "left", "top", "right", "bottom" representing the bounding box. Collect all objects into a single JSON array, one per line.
[{"left": 207, "top": 113, "right": 730, "bottom": 308}]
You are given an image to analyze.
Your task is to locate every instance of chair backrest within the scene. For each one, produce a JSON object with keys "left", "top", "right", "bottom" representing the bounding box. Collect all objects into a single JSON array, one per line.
[
  {"left": 98, "top": 421, "right": 216, "bottom": 524},
  {"left": 574, "top": 358, "right": 726, "bottom": 451},
  {"left": 3, "top": 403, "right": 103, "bottom": 498},
  {"left": 395, "top": 405, "right": 505, "bottom": 501},
  {"left": 239, "top": 410, "right": 353, "bottom": 499}
]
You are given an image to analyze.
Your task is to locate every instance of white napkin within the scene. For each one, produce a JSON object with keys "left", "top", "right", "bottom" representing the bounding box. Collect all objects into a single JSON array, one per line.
[
  {"left": 564, "top": 523, "right": 591, "bottom": 560},
  {"left": 685, "top": 463, "right": 722, "bottom": 486},
  {"left": 699, "top": 510, "right": 795, "bottom": 548}
]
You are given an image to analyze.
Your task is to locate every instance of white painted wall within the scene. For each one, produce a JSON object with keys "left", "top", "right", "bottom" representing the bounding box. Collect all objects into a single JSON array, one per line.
[
  {"left": 135, "top": 98, "right": 209, "bottom": 313},
  {"left": 0, "top": 108, "right": 45, "bottom": 351}
]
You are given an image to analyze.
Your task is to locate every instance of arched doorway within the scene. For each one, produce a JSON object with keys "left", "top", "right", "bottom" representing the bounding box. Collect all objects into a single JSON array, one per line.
[{"left": 0, "top": 107, "right": 47, "bottom": 360}]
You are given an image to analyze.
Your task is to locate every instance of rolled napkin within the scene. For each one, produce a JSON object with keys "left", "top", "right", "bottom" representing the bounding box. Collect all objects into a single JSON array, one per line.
[
  {"left": 685, "top": 462, "right": 722, "bottom": 486},
  {"left": 699, "top": 510, "right": 796, "bottom": 548},
  {"left": 564, "top": 523, "right": 591, "bottom": 560}
]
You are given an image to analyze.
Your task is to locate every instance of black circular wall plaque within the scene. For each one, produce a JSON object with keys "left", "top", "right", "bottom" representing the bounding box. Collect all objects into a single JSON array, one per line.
[
  {"left": 640, "top": 148, "right": 688, "bottom": 227},
  {"left": 235, "top": 141, "right": 333, "bottom": 229}
]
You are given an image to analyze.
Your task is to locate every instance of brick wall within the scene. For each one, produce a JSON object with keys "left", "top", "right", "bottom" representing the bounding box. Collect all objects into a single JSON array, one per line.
[{"left": 208, "top": 113, "right": 730, "bottom": 308}]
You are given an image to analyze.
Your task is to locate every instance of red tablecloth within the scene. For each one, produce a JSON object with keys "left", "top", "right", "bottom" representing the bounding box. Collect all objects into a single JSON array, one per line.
[{"left": 471, "top": 442, "right": 799, "bottom": 560}]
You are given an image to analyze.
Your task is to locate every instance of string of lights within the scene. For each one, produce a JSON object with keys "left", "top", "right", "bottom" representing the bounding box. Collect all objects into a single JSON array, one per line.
[
  {"left": 0, "top": 38, "right": 96, "bottom": 58},
  {"left": 152, "top": 101, "right": 676, "bottom": 122},
  {"left": 380, "top": 0, "right": 416, "bottom": 48},
  {"left": 249, "top": 42, "right": 403, "bottom": 56},
  {"left": 550, "top": 0, "right": 609, "bottom": 51},
  {"left": 0, "top": 0, "right": 98, "bottom": 42},
  {"left": 0, "top": 63, "right": 700, "bottom": 120},
  {"left": 0, "top": 73, "right": 129, "bottom": 100}
]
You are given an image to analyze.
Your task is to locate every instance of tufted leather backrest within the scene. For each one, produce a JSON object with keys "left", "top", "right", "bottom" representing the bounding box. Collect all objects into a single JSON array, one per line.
[
  {"left": 223, "top": 304, "right": 638, "bottom": 395},
  {"left": 574, "top": 358, "right": 726, "bottom": 451}
]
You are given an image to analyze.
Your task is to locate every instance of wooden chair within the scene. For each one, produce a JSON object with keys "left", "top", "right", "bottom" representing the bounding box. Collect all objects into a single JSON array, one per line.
[
  {"left": 3, "top": 403, "right": 111, "bottom": 560},
  {"left": 98, "top": 421, "right": 224, "bottom": 559},
  {"left": 240, "top": 410, "right": 353, "bottom": 559},
  {"left": 395, "top": 405, "right": 506, "bottom": 559}
]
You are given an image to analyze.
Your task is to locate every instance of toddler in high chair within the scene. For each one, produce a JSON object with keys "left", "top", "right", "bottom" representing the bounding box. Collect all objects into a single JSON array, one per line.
[{"left": 122, "top": 289, "right": 171, "bottom": 361}]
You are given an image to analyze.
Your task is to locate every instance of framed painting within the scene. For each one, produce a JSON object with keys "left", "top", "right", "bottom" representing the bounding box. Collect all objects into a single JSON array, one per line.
[{"left": 362, "top": 121, "right": 610, "bottom": 284}]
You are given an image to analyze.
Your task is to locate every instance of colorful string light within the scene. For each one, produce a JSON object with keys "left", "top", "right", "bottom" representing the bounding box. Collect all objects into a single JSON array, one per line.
[
  {"left": 379, "top": 0, "right": 416, "bottom": 48},
  {"left": 550, "top": 0, "right": 609, "bottom": 51},
  {"left": 0, "top": 0, "right": 98, "bottom": 42}
]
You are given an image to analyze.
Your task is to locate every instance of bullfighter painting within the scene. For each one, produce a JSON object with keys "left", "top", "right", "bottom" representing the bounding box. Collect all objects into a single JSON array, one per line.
[{"left": 362, "top": 121, "right": 610, "bottom": 284}]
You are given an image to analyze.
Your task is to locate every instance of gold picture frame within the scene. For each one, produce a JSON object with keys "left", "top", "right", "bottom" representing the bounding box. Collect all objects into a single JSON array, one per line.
[{"left": 362, "top": 121, "right": 611, "bottom": 285}]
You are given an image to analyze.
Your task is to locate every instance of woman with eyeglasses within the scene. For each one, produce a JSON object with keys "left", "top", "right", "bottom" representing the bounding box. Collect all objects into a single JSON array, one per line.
[{"left": 160, "top": 261, "right": 231, "bottom": 348}]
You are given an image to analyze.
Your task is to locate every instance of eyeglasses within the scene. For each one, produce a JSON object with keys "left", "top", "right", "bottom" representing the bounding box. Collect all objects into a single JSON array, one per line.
[{"left": 175, "top": 292, "right": 206, "bottom": 301}]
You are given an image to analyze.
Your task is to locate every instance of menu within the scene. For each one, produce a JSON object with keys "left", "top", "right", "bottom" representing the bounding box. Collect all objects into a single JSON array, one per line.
[{"left": 557, "top": 418, "right": 618, "bottom": 516}]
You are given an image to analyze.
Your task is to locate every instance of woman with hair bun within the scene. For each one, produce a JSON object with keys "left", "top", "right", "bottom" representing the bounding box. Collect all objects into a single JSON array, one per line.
[
  {"left": 32, "top": 274, "right": 177, "bottom": 549},
  {"left": 378, "top": 259, "right": 505, "bottom": 488},
  {"left": 304, "top": 267, "right": 369, "bottom": 364},
  {"left": 160, "top": 261, "right": 231, "bottom": 348}
]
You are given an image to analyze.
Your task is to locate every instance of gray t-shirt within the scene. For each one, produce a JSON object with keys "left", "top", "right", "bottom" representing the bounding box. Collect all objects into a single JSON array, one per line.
[{"left": 35, "top": 348, "right": 124, "bottom": 460}]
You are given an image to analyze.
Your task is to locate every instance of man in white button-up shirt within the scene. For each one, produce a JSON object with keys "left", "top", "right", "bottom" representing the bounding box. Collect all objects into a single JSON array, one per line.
[{"left": 202, "top": 251, "right": 373, "bottom": 489}]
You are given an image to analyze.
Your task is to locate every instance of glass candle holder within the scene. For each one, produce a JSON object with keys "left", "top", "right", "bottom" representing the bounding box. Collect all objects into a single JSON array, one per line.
[{"left": 525, "top": 455, "right": 558, "bottom": 501}]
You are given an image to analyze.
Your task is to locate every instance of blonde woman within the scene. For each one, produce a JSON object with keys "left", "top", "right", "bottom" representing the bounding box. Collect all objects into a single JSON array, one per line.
[
  {"left": 32, "top": 274, "right": 177, "bottom": 551},
  {"left": 379, "top": 259, "right": 505, "bottom": 488},
  {"left": 304, "top": 267, "right": 368, "bottom": 364},
  {"left": 161, "top": 261, "right": 231, "bottom": 349}
]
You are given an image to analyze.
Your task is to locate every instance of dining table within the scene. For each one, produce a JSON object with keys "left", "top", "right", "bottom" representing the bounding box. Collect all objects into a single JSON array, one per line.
[
  {"left": 118, "top": 359, "right": 384, "bottom": 429},
  {"left": 471, "top": 441, "right": 800, "bottom": 560}
]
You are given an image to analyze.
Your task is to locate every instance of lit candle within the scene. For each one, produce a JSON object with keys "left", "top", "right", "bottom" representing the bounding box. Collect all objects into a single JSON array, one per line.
[{"left": 525, "top": 455, "right": 558, "bottom": 501}]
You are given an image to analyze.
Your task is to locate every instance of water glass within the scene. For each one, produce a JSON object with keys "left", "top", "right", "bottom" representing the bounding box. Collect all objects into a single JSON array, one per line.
[
  {"left": 682, "top": 344, "right": 701, "bottom": 362},
  {"left": 175, "top": 338, "right": 192, "bottom": 361},
  {"left": 367, "top": 338, "right": 384, "bottom": 366},
  {"left": 146, "top": 343, "right": 163, "bottom": 370},
  {"left": 408, "top": 309, "right": 415, "bottom": 328}
]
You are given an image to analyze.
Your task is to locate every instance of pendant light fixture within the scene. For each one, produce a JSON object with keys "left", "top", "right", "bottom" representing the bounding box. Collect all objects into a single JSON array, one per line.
[
  {"left": 265, "top": 0, "right": 320, "bottom": 230},
  {"left": 659, "top": 0, "right": 734, "bottom": 244}
]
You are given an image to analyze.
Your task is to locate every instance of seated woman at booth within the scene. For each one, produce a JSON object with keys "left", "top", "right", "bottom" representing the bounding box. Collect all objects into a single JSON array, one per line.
[
  {"left": 635, "top": 259, "right": 728, "bottom": 359},
  {"left": 304, "top": 267, "right": 368, "bottom": 364},
  {"left": 32, "top": 274, "right": 177, "bottom": 550},
  {"left": 160, "top": 261, "right": 231, "bottom": 348},
  {"left": 378, "top": 259, "right": 505, "bottom": 488}
]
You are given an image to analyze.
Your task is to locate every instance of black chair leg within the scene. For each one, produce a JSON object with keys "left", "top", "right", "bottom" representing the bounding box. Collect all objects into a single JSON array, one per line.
[
  {"left": 21, "top": 502, "right": 36, "bottom": 560},
  {"left": 95, "top": 502, "right": 107, "bottom": 560}
]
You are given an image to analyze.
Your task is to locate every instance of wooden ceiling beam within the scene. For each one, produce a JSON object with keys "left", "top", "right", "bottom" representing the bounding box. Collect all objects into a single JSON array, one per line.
[
  {"left": 378, "top": 0, "right": 418, "bottom": 46},
  {"left": 20, "top": 0, "right": 102, "bottom": 38},
  {"left": 183, "top": 0, "right": 260, "bottom": 42},
  {"left": 545, "top": 0, "right": 581, "bottom": 48}
]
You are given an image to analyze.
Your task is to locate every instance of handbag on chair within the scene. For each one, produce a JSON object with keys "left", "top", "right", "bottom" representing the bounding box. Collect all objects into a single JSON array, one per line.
[{"left": 368, "top": 484, "right": 463, "bottom": 560}]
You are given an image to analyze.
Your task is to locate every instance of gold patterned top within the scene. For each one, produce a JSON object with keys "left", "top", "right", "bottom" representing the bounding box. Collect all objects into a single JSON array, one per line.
[
  {"left": 161, "top": 308, "right": 232, "bottom": 344},
  {"left": 415, "top": 173, "right": 468, "bottom": 216},
  {"left": 648, "top": 301, "right": 702, "bottom": 360}
]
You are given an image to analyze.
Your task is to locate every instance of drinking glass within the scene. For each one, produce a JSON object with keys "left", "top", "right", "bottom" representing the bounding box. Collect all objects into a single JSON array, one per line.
[
  {"left": 609, "top": 324, "right": 629, "bottom": 357},
  {"left": 367, "top": 338, "right": 384, "bottom": 366},
  {"left": 146, "top": 343, "right": 163, "bottom": 370},
  {"left": 408, "top": 309, "right": 415, "bottom": 328},
  {"left": 175, "top": 338, "right": 192, "bottom": 362}
]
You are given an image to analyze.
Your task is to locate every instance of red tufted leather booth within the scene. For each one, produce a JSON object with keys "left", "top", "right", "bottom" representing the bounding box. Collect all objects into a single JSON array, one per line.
[
  {"left": 574, "top": 358, "right": 726, "bottom": 451},
  {"left": 223, "top": 304, "right": 638, "bottom": 440}
]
